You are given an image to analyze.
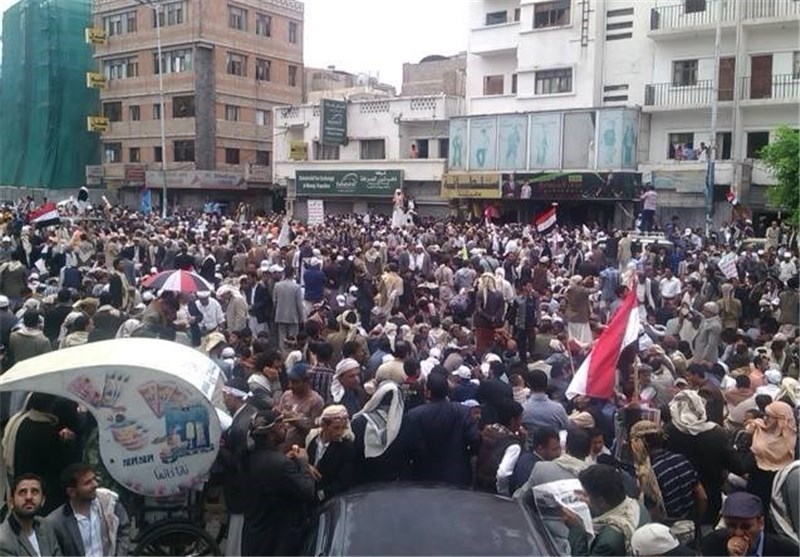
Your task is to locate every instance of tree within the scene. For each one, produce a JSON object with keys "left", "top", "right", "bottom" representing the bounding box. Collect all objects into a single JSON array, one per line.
[{"left": 759, "top": 125, "right": 799, "bottom": 227}]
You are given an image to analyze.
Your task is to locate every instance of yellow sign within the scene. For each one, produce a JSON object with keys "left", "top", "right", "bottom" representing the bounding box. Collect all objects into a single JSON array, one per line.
[
  {"left": 441, "top": 173, "right": 501, "bottom": 199},
  {"left": 86, "top": 72, "right": 107, "bottom": 89},
  {"left": 85, "top": 27, "right": 108, "bottom": 45},
  {"left": 87, "top": 116, "right": 109, "bottom": 133},
  {"left": 290, "top": 141, "right": 308, "bottom": 161}
]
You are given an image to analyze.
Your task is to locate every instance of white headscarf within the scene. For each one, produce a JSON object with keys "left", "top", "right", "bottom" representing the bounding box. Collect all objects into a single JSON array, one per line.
[
  {"left": 669, "top": 390, "right": 716, "bottom": 435},
  {"left": 353, "top": 381, "right": 404, "bottom": 458}
]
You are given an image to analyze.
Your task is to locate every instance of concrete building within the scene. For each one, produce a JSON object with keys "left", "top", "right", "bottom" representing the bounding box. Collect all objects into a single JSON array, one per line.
[
  {"left": 273, "top": 95, "right": 465, "bottom": 220},
  {"left": 91, "top": 0, "right": 304, "bottom": 209},
  {"left": 401, "top": 53, "right": 467, "bottom": 97},
  {"left": 463, "top": 0, "right": 800, "bottom": 228},
  {"left": 305, "top": 66, "right": 396, "bottom": 103}
]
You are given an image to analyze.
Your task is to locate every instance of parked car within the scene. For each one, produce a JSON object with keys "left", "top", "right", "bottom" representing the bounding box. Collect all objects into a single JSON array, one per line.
[{"left": 301, "top": 484, "right": 558, "bottom": 556}]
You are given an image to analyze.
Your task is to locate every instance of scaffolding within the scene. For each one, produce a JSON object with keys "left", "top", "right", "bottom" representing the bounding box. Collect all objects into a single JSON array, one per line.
[{"left": 0, "top": 0, "right": 99, "bottom": 190}]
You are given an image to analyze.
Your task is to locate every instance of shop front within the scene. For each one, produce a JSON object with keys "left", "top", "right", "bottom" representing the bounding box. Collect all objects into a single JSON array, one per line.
[{"left": 290, "top": 169, "right": 402, "bottom": 221}]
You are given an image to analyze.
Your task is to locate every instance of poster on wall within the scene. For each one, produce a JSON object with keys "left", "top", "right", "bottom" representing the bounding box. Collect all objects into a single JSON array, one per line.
[
  {"left": 562, "top": 112, "right": 596, "bottom": 169},
  {"left": 497, "top": 115, "right": 528, "bottom": 170},
  {"left": 529, "top": 113, "right": 562, "bottom": 170},
  {"left": 597, "top": 110, "right": 624, "bottom": 169},
  {"left": 307, "top": 199, "right": 325, "bottom": 225},
  {"left": 621, "top": 110, "right": 638, "bottom": 169},
  {"left": 448, "top": 118, "right": 468, "bottom": 170},
  {"left": 469, "top": 116, "right": 498, "bottom": 171}
]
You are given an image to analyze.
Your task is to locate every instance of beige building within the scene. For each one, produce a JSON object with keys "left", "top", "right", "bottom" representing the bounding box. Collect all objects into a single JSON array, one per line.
[
  {"left": 92, "top": 0, "right": 303, "bottom": 209},
  {"left": 304, "top": 66, "right": 396, "bottom": 103},
  {"left": 402, "top": 53, "right": 466, "bottom": 97}
]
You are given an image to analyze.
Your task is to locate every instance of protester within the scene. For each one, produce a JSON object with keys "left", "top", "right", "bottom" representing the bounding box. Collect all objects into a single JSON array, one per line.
[{"left": 0, "top": 474, "right": 62, "bottom": 556}]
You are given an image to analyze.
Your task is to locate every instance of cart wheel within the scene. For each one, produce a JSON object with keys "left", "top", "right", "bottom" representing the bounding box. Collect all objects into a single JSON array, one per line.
[{"left": 134, "top": 520, "right": 221, "bottom": 556}]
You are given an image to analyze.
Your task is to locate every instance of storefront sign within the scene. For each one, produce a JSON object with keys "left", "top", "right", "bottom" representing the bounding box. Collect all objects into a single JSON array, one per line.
[
  {"left": 295, "top": 170, "right": 402, "bottom": 196},
  {"left": 441, "top": 173, "right": 501, "bottom": 199},
  {"left": 86, "top": 165, "right": 104, "bottom": 186},
  {"left": 320, "top": 99, "right": 347, "bottom": 145},
  {"left": 146, "top": 171, "right": 247, "bottom": 190},
  {"left": 245, "top": 164, "right": 271, "bottom": 183},
  {"left": 124, "top": 165, "right": 146, "bottom": 186},
  {"left": 499, "top": 171, "right": 640, "bottom": 200}
]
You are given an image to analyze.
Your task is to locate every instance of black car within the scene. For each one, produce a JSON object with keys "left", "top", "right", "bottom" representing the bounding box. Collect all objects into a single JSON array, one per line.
[{"left": 301, "top": 484, "right": 558, "bottom": 556}]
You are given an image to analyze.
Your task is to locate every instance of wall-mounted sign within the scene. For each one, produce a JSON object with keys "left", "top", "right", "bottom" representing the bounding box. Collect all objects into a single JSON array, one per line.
[
  {"left": 441, "top": 173, "right": 501, "bottom": 199},
  {"left": 86, "top": 72, "right": 107, "bottom": 89},
  {"left": 296, "top": 170, "right": 402, "bottom": 196},
  {"left": 85, "top": 27, "right": 107, "bottom": 45},
  {"left": 87, "top": 116, "right": 109, "bottom": 133},
  {"left": 86, "top": 165, "right": 104, "bottom": 186},
  {"left": 124, "top": 165, "right": 146, "bottom": 186},
  {"left": 146, "top": 171, "right": 247, "bottom": 190},
  {"left": 320, "top": 99, "right": 347, "bottom": 145},
  {"left": 290, "top": 141, "right": 309, "bottom": 161},
  {"left": 499, "top": 171, "right": 640, "bottom": 200}
]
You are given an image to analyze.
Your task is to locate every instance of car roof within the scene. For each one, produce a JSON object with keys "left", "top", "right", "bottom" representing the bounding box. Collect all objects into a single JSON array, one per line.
[{"left": 333, "top": 485, "right": 554, "bottom": 556}]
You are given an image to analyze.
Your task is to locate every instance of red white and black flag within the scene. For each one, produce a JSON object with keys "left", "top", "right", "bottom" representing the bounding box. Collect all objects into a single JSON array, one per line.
[
  {"left": 28, "top": 202, "right": 60, "bottom": 227},
  {"left": 534, "top": 206, "right": 557, "bottom": 235}
]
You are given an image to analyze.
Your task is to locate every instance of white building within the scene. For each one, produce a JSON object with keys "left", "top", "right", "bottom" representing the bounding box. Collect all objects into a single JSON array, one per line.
[
  {"left": 273, "top": 95, "right": 464, "bottom": 219},
  {"left": 464, "top": 0, "right": 800, "bottom": 228}
]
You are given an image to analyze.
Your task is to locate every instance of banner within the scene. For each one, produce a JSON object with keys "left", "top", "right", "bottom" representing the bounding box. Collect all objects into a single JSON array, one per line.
[
  {"left": 295, "top": 170, "right": 402, "bottom": 196},
  {"left": 146, "top": 171, "right": 246, "bottom": 190},
  {"left": 497, "top": 115, "right": 528, "bottom": 170},
  {"left": 529, "top": 113, "right": 562, "bottom": 170},
  {"left": 597, "top": 109, "right": 624, "bottom": 169},
  {"left": 621, "top": 110, "right": 638, "bottom": 169},
  {"left": 562, "top": 112, "right": 595, "bottom": 169},
  {"left": 448, "top": 118, "right": 468, "bottom": 170},
  {"left": 307, "top": 199, "right": 324, "bottom": 225},
  {"left": 469, "top": 116, "right": 497, "bottom": 171}
]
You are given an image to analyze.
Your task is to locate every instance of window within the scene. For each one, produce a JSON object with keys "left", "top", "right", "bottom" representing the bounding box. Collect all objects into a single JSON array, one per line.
[
  {"left": 256, "top": 59, "right": 271, "bottom": 81},
  {"left": 154, "top": 146, "right": 163, "bottom": 163},
  {"left": 172, "top": 95, "right": 195, "bottom": 118},
  {"left": 606, "top": 21, "right": 633, "bottom": 30},
  {"left": 535, "top": 68, "right": 573, "bottom": 94},
  {"left": 606, "top": 32, "right": 633, "bottom": 40},
  {"left": 794, "top": 51, "right": 800, "bottom": 79},
  {"left": 154, "top": 1, "right": 186, "bottom": 27},
  {"left": 256, "top": 109, "right": 271, "bottom": 126},
  {"left": 360, "top": 139, "right": 386, "bottom": 160},
  {"left": 227, "top": 52, "right": 247, "bottom": 76},
  {"left": 153, "top": 103, "right": 162, "bottom": 120},
  {"left": 228, "top": 5, "right": 247, "bottom": 30},
  {"left": 603, "top": 84, "right": 629, "bottom": 103},
  {"left": 225, "top": 148, "right": 241, "bottom": 164},
  {"left": 684, "top": 0, "right": 707, "bottom": 14},
  {"left": 607, "top": 7, "right": 634, "bottom": 17},
  {"left": 288, "top": 65, "right": 298, "bottom": 87},
  {"left": 485, "top": 11, "right": 508, "bottom": 25},
  {"left": 746, "top": 131, "right": 769, "bottom": 159},
  {"left": 289, "top": 21, "right": 299, "bottom": 43},
  {"left": 439, "top": 138, "right": 449, "bottom": 160},
  {"left": 667, "top": 132, "right": 694, "bottom": 159},
  {"left": 174, "top": 140, "right": 195, "bottom": 162},
  {"left": 103, "top": 102, "right": 122, "bottom": 122},
  {"left": 104, "top": 142, "right": 122, "bottom": 163},
  {"left": 103, "top": 57, "right": 138, "bottom": 80},
  {"left": 103, "top": 11, "right": 137, "bottom": 35},
  {"left": 716, "top": 132, "right": 732, "bottom": 160},
  {"left": 313, "top": 141, "right": 340, "bottom": 160},
  {"left": 126, "top": 11, "right": 137, "bottom": 33},
  {"left": 483, "top": 74, "right": 504, "bottom": 95},
  {"left": 154, "top": 49, "right": 192, "bottom": 74},
  {"left": 672, "top": 60, "right": 698, "bottom": 86},
  {"left": 129, "top": 147, "right": 141, "bottom": 163},
  {"left": 256, "top": 150, "right": 271, "bottom": 166},
  {"left": 225, "top": 105, "right": 240, "bottom": 122},
  {"left": 129, "top": 105, "right": 140, "bottom": 121},
  {"left": 534, "top": 0, "right": 571, "bottom": 29},
  {"left": 511, "top": 73, "right": 518, "bottom": 94},
  {"left": 256, "top": 13, "right": 271, "bottom": 36},
  {"left": 514, "top": 8, "right": 521, "bottom": 21}
]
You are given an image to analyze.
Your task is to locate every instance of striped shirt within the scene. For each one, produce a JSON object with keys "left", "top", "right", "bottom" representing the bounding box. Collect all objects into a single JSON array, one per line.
[{"left": 651, "top": 450, "right": 699, "bottom": 519}]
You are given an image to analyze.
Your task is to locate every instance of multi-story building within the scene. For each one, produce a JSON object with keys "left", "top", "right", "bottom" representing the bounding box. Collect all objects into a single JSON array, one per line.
[
  {"left": 402, "top": 53, "right": 467, "bottom": 97},
  {"left": 92, "top": 0, "right": 304, "bottom": 209},
  {"left": 462, "top": 0, "right": 800, "bottom": 228},
  {"left": 273, "top": 95, "right": 464, "bottom": 220},
  {"left": 305, "top": 66, "right": 396, "bottom": 103}
]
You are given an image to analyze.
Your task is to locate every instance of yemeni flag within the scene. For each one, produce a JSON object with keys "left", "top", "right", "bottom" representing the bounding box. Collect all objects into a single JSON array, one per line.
[
  {"left": 29, "top": 202, "right": 60, "bottom": 227},
  {"left": 566, "top": 288, "right": 640, "bottom": 400},
  {"left": 534, "top": 206, "right": 557, "bottom": 235}
]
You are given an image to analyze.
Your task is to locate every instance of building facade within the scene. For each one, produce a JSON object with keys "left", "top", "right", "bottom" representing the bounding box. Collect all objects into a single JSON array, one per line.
[
  {"left": 91, "top": 0, "right": 304, "bottom": 209},
  {"left": 401, "top": 53, "right": 467, "bottom": 97},
  {"left": 273, "top": 96, "right": 465, "bottom": 220},
  {"left": 464, "top": 0, "right": 800, "bottom": 229},
  {"left": 305, "top": 66, "right": 396, "bottom": 103}
]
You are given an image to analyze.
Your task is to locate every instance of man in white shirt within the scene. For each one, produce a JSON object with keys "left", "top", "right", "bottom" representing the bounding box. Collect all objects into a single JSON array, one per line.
[
  {"left": 659, "top": 268, "right": 682, "bottom": 308},
  {"left": 194, "top": 290, "right": 225, "bottom": 334},
  {"left": 47, "top": 464, "right": 130, "bottom": 556}
]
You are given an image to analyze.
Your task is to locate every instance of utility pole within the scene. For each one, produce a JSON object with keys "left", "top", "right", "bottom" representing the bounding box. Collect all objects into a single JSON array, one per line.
[{"left": 707, "top": 0, "right": 722, "bottom": 237}]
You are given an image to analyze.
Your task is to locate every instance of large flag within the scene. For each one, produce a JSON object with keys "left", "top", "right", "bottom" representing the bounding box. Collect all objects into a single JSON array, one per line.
[
  {"left": 534, "top": 206, "right": 557, "bottom": 235},
  {"left": 29, "top": 202, "right": 60, "bottom": 227},
  {"left": 566, "top": 289, "right": 640, "bottom": 400}
]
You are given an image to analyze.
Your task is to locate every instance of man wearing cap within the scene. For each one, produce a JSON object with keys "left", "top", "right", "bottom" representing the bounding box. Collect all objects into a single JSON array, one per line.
[
  {"left": 332, "top": 358, "right": 367, "bottom": 417},
  {"left": 702, "top": 491, "right": 799, "bottom": 556},
  {"left": 631, "top": 523, "right": 693, "bottom": 557},
  {"left": 191, "top": 291, "right": 225, "bottom": 338},
  {"left": 302, "top": 257, "right": 326, "bottom": 315}
]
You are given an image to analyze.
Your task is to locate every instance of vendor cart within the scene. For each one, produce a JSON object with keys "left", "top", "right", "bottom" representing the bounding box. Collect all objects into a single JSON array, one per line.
[{"left": 0, "top": 338, "right": 231, "bottom": 556}]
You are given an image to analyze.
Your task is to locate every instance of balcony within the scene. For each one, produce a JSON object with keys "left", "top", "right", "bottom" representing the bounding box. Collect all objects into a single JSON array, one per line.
[
  {"left": 643, "top": 80, "right": 733, "bottom": 110},
  {"left": 742, "top": 0, "right": 800, "bottom": 22},
  {"left": 469, "top": 21, "right": 520, "bottom": 55},
  {"left": 740, "top": 74, "right": 800, "bottom": 103},
  {"left": 649, "top": 0, "right": 736, "bottom": 36}
]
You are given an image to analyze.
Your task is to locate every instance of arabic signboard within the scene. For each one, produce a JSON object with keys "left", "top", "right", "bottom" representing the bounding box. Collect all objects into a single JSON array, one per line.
[
  {"left": 320, "top": 99, "right": 348, "bottom": 145},
  {"left": 146, "top": 171, "right": 247, "bottom": 190},
  {"left": 124, "top": 165, "right": 146, "bottom": 186},
  {"left": 441, "top": 173, "right": 501, "bottom": 199},
  {"left": 498, "top": 171, "right": 640, "bottom": 200},
  {"left": 86, "top": 165, "right": 104, "bottom": 186},
  {"left": 295, "top": 170, "right": 402, "bottom": 196},
  {"left": 86, "top": 72, "right": 107, "bottom": 89},
  {"left": 307, "top": 200, "right": 325, "bottom": 225}
]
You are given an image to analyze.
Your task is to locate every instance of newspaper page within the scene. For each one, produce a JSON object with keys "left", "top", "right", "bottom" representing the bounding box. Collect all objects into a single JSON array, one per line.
[{"left": 532, "top": 478, "right": 594, "bottom": 536}]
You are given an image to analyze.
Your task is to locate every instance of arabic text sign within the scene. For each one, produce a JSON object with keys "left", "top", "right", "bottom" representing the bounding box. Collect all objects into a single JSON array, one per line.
[
  {"left": 296, "top": 170, "right": 402, "bottom": 196},
  {"left": 320, "top": 99, "right": 348, "bottom": 145},
  {"left": 146, "top": 171, "right": 247, "bottom": 190}
]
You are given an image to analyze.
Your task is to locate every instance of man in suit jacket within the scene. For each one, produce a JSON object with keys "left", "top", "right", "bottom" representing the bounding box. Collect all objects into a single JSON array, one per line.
[
  {"left": 273, "top": 268, "right": 305, "bottom": 352},
  {"left": 0, "top": 474, "right": 63, "bottom": 556},
  {"left": 306, "top": 405, "right": 355, "bottom": 503},
  {"left": 47, "top": 464, "right": 130, "bottom": 557},
  {"left": 702, "top": 492, "right": 799, "bottom": 557},
  {"left": 248, "top": 267, "right": 272, "bottom": 335},
  {"left": 693, "top": 301, "right": 723, "bottom": 364}
]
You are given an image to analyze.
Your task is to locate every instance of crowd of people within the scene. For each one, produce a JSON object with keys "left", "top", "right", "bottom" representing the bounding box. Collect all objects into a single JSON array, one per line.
[{"left": 0, "top": 198, "right": 797, "bottom": 557}]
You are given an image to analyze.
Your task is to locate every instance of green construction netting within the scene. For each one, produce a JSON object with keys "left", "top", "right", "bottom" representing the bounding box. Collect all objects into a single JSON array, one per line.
[{"left": 0, "top": 0, "right": 99, "bottom": 189}]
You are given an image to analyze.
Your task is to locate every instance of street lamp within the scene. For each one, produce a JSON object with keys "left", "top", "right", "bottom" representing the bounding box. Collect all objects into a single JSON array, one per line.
[{"left": 134, "top": 0, "right": 168, "bottom": 218}]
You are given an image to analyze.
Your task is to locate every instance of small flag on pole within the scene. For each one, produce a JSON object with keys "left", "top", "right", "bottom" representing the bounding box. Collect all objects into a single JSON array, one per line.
[
  {"left": 28, "top": 202, "right": 60, "bottom": 227},
  {"left": 534, "top": 206, "right": 557, "bottom": 235}
]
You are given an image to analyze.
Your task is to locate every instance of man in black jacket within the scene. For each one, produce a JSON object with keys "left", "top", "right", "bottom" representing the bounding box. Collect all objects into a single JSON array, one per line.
[
  {"left": 702, "top": 492, "right": 799, "bottom": 557},
  {"left": 241, "top": 410, "right": 316, "bottom": 556},
  {"left": 306, "top": 405, "right": 355, "bottom": 502}
]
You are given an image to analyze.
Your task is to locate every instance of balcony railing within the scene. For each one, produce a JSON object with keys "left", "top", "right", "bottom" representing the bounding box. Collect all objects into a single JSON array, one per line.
[
  {"left": 650, "top": 0, "right": 735, "bottom": 31},
  {"left": 742, "top": 0, "right": 800, "bottom": 20},
  {"left": 644, "top": 80, "right": 735, "bottom": 107},
  {"left": 741, "top": 74, "right": 800, "bottom": 101}
]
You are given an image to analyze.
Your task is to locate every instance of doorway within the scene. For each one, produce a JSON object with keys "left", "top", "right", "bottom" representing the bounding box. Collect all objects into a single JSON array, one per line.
[
  {"left": 750, "top": 55, "right": 773, "bottom": 99},
  {"left": 718, "top": 57, "right": 735, "bottom": 101}
]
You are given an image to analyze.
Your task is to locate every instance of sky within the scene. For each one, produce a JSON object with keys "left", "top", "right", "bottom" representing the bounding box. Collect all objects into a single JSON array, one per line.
[{"left": 0, "top": 0, "right": 470, "bottom": 88}]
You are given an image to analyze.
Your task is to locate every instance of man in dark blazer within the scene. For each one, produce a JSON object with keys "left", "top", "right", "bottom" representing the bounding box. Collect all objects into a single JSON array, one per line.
[
  {"left": 0, "top": 474, "right": 62, "bottom": 556},
  {"left": 701, "top": 492, "right": 799, "bottom": 557},
  {"left": 47, "top": 463, "right": 130, "bottom": 557},
  {"left": 306, "top": 405, "right": 356, "bottom": 502},
  {"left": 273, "top": 267, "right": 305, "bottom": 352}
]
